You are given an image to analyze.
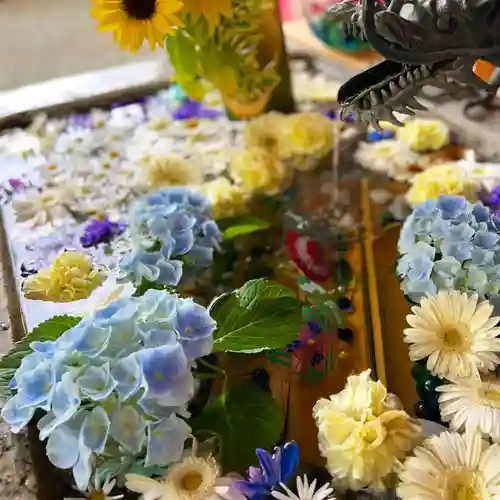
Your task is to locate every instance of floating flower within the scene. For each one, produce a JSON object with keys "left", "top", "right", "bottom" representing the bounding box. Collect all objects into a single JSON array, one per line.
[
  {"left": 22, "top": 251, "right": 106, "bottom": 302},
  {"left": 354, "top": 140, "right": 420, "bottom": 181},
  {"left": 181, "top": 0, "right": 232, "bottom": 33},
  {"left": 230, "top": 149, "right": 290, "bottom": 196},
  {"left": 404, "top": 291, "right": 500, "bottom": 381},
  {"left": 80, "top": 216, "right": 126, "bottom": 248},
  {"left": 406, "top": 163, "right": 478, "bottom": 206},
  {"left": 437, "top": 372, "right": 500, "bottom": 442},
  {"left": 234, "top": 442, "right": 299, "bottom": 500},
  {"left": 141, "top": 155, "right": 202, "bottom": 188},
  {"left": 243, "top": 113, "right": 287, "bottom": 155},
  {"left": 12, "top": 187, "right": 72, "bottom": 226},
  {"left": 397, "top": 196, "right": 500, "bottom": 301},
  {"left": 201, "top": 178, "right": 249, "bottom": 219},
  {"left": 173, "top": 98, "right": 222, "bottom": 121},
  {"left": 271, "top": 475, "right": 335, "bottom": 500},
  {"left": 91, "top": 0, "right": 185, "bottom": 53},
  {"left": 397, "top": 431, "right": 500, "bottom": 500},
  {"left": 397, "top": 118, "right": 450, "bottom": 152},
  {"left": 279, "top": 113, "right": 333, "bottom": 163},
  {"left": 65, "top": 471, "right": 124, "bottom": 499},
  {"left": 126, "top": 442, "right": 245, "bottom": 500},
  {"left": 313, "top": 370, "right": 422, "bottom": 491}
]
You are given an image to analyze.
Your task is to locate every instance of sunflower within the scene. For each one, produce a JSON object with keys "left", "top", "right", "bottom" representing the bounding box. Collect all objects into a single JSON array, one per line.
[
  {"left": 403, "top": 290, "right": 500, "bottom": 381},
  {"left": 397, "top": 431, "right": 500, "bottom": 500},
  {"left": 181, "top": 0, "right": 232, "bottom": 33},
  {"left": 91, "top": 0, "right": 185, "bottom": 52},
  {"left": 437, "top": 373, "right": 500, "bottom": 442}
]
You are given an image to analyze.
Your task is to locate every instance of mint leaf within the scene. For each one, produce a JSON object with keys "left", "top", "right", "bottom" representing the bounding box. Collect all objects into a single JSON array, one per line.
[
  {"left": 190, "top": 382, "right": 283, "bottom": 472},
  {"left": 210, "top": 279, "right": 303, "bottom": 353},
  {"left": 223, "top": 217, "right": 271, "bottom": 240}
]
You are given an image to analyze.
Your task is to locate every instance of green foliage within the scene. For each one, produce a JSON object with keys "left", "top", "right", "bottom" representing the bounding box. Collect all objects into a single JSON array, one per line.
[
  {"left": 210, "top": 279, "right": 303, "bottom": 353},
  {"left": 133, "top": 279, "right": 175, "bottom": 297},
  {"left": 190, "top": 381, "right": 283, "bottom": 472},
  {"left": 223, "top": 217, "right": 272, "bottom": 240},
  {"left": 0, "top": 315, "right": 81, "bottom": 397}
]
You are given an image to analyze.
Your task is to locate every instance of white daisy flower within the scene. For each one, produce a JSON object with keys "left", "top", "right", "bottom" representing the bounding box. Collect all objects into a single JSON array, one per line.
[
  {"left": 272, "top": 475, "right": 335, "bottom": 500},
  {"left": 65, "top": 471, "right": 123, "bottom": 500},
  {"left": 437, "top": 372, "right": 500, "bottom": 442},
  {"left": 404, "top": 290, "right": 500, "bottom": 380},
  {"left": 398, "top": 431, "right": 500, "bottom": 500}
]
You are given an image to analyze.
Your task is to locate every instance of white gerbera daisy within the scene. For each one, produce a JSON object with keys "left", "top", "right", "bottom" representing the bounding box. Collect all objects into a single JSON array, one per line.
[
  {"left": 65, "top": 471, "right": 123, "bottom": 500},
  {"left": 397, "top": 431, "right": 500, "bottom": 500},
  {"left": 437, "top": 373, "right": 500, "bottom": 442},
  {"left": 126, "top": 451, "right": 245, "bottom": 500},
  {"left": 272, "top": 475, "right": 335, "bottom": 500},
  {"left": 404, "top": 291, "right": 500, "bottom": 381}
]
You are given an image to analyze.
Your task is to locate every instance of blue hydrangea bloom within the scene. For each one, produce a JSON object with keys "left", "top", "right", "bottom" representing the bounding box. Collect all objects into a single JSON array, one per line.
[
  {"left": 118, "top": 187, "right": 222, "bottom": 286},
  {"left": 1, "top": 289, "right": 216, "bottom": 491},
  {"left": 398, "top": 195, "right": 500, "bottom": 302},
  {"left": 234, "top": 441, "right": 299, "bottom": 500}
]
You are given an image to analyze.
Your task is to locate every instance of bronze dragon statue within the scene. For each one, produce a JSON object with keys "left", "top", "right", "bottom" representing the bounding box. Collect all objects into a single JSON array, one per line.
[{"left": 328, "top": 0, "right": 500, "bottom": 127}]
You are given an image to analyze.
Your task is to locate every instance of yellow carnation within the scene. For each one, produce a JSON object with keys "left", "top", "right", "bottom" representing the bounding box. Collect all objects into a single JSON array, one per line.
[
  {"left": 230, "top": 148, "right": 291, "bottom": 196},
  {"left": 202, "top": 178, "right": 249, "bottom": 219},
  {"left": 244, "top": 112, "right": 287, "bottom": 155},
  {"left": 313, "top": 370, "right": 422, "bottom": 491},
  {"left": 397, "top": 118, "right": 450, "bottom": 152},
  {"left": 279, "top": 112, "right": 333, "bottom": 160},
  {"left": 22, "top": 251, "right": 106, "bottom": 303},
  {"left": 406, "top": 163, "right": 478, "bottom": 206},
  {"left": 141, "top": 155, "right": 202, "bottom": 188}
]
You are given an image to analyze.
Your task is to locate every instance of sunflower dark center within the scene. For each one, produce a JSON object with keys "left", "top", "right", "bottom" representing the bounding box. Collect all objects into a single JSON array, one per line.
[{"left": 122, "top": 0, "right": 157, "bottom": 20}]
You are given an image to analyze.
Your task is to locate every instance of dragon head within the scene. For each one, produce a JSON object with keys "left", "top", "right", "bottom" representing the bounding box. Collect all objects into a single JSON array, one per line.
[{"left": 331, "top": 0, "right": 497, "bottom": 126}]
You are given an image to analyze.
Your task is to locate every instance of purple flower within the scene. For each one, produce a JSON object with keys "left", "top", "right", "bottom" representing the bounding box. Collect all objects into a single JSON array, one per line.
[
  {"left": 80, "top": 217, "right": 125, "bottom": 248},
  {"left": 482, "top": 186, "right": 500, "bottom": 211},
  {"left": 234, "top": 441, "right": 299, "bottom": 500},
  {"left": 173, "top": 98, "right": 222, "bottom": 120},
  {"left": 8, "top": 178, "right": 25, "bottom": 192}
]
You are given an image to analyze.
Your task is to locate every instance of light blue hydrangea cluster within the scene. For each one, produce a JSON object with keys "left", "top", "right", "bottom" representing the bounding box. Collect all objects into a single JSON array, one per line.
[
  {"left": 1, "top": 289, "right": 216, "bottom": 490},
  {"left": 397, "top": 195, "right": 500, "bottom": 302},
  {"left": 118, "top": 187, "right": 222, "bottom": 286}
]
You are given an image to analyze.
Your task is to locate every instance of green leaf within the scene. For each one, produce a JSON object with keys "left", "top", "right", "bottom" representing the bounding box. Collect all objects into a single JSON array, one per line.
[
  {"left": 210, "top": 279, "right": 303, "bottom": 353},
  {"left": 190, "top": 382, "right": 283, "bottom": 472},
  {"left": 222, "top": 217, "right": 272, "bottom": 240},
  {"left": 29, "top": 315, "right": 82, "bottom": 341},
  {"left": 133, "top": 279, "right": 175, "bottom": 297}
]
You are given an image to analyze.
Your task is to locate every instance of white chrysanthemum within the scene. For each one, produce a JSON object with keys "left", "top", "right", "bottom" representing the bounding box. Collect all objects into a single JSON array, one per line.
[
  {"left": 272, "top": 475, "right": 335, "bottom": 500},
  {"left": 404, "top": 291, "right": 500, "bottom": 380},
  {"left": 397, "top": 431, "right": 500, "bottom": 500},
  {"left": 313, "top": 370, "right": 422, "bottom": 491},
  {"left": 437, "top": 373, "right": 500, "bottom": 442},
  {"left": 354, "top": 140, "right": 420, "bottom": 181},
  {"left": 126, "top": 455, "right": 245, "bottom": 500}
]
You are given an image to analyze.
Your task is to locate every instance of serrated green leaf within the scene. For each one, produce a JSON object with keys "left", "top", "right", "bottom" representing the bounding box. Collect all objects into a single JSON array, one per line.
[
  {"left": 211, "top": 280, "right": 302, "bottom": 352},
  {"left": 190, "top": 382, "right": 283, "bottom": 472},
  {"left": 29, "top": 315, "right": 82, "bottom": 341},
  {"left": 222, "top": 217, "right": 271, "bottom": 240}
]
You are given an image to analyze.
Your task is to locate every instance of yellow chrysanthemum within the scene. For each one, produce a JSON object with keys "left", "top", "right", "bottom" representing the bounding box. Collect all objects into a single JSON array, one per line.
[
  {"left": 22, "top": 252, "right": 106, "bottom": 303},
  {"left": 202, "top": 178, "right": 249, "bottom": 220},
  {"left": 406, "top": 163, "right": 478, "bottom": 206},
  {"left": 181, "top": 0, "right": 232, "bottom": 33},
  {"left": 313, "top": 370, "right": 422, "bottom": 491},
  {"left": 279, "top": 112, "right": 334, "bottom": 162},
  {"left": 243, "top": 113, "right": 287, "bottom": 155},
  {"left": 397, "top": 118, "right": 450, "bottom": 152},
  {"left": 91, "top": 0, "right": 184, "bottom": 53},
  {"left": 142, "top": 155, "right": 202, "bottom": 188},
  {"left": 230, "top": 148, "right": 291, "bottom": 196}
]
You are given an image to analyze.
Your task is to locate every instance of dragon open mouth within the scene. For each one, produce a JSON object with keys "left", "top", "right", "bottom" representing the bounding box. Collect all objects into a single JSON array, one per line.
[{"left": 337, "top": 59, "right": 453, "bottom": 126}]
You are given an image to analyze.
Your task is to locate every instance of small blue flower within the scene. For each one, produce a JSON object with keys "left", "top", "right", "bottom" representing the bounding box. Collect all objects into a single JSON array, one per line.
[
  {"left": 136, "top": 289, "right": 178, "bottom": 331},
  {"left": 234, "top": 441, "right": 299, "bottom": 500},
  {"left": 433, "top": 257, "right": 461, "bottom": 289},
  {"left": 145, "top": 414, "right": 191, "bottom": 467},
  {"left": 80, "top": 407, "right": 111, "bottom": 453},
  {"left": 1, "top": 395, "right": 35, "bottom": 433},
  {"left": 80, "top": 216, "right": 125, "bottom": 248},
  {"left": 473, "top": 202, "right": 490, "bottom": 223},
  {"left": 76, "top": 363, "right": 117, "bottom": 401},
  {"left": 46, "top": 423, "right": 80, "bottom": 469},
  {"left": 16, "top": 361, "right": 56, "bottom": 410},
  {"left": 436, "top": 195, "right": 470, "bottom": 220},
  {"left": 111, "top": 355, "right": 143, "bottom": 401},
  {"left": 402, "top": 278, "right": 437, "bottom": 302},
  {"left": 109, "top": 404, "right": 146, "bottom": 453},
  {"left": 176, "top": 299, "right": 216, "bottom": 359},
  {"left": 473, "top": 229, "right": 500, "bottom": 249}
]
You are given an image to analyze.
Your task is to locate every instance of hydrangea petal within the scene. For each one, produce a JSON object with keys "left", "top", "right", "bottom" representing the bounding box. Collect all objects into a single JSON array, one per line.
[
  {"left": 1, "top": 395, "right": 35, "bottom": 433},
  {"left": 46, "top": 424, "right": 79, "bottom": 469},
  {"left": 81, "top": 407, "right": 111, "bottom": 453},
  {"left": 109, "top": 405, "right": 146, "bottom": 453},
  {"left": 77, "top": 362, "right": 117, "bottom": 401},
  {"left": 111, "top": 355, "right": 143, "bottom": 400}
]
